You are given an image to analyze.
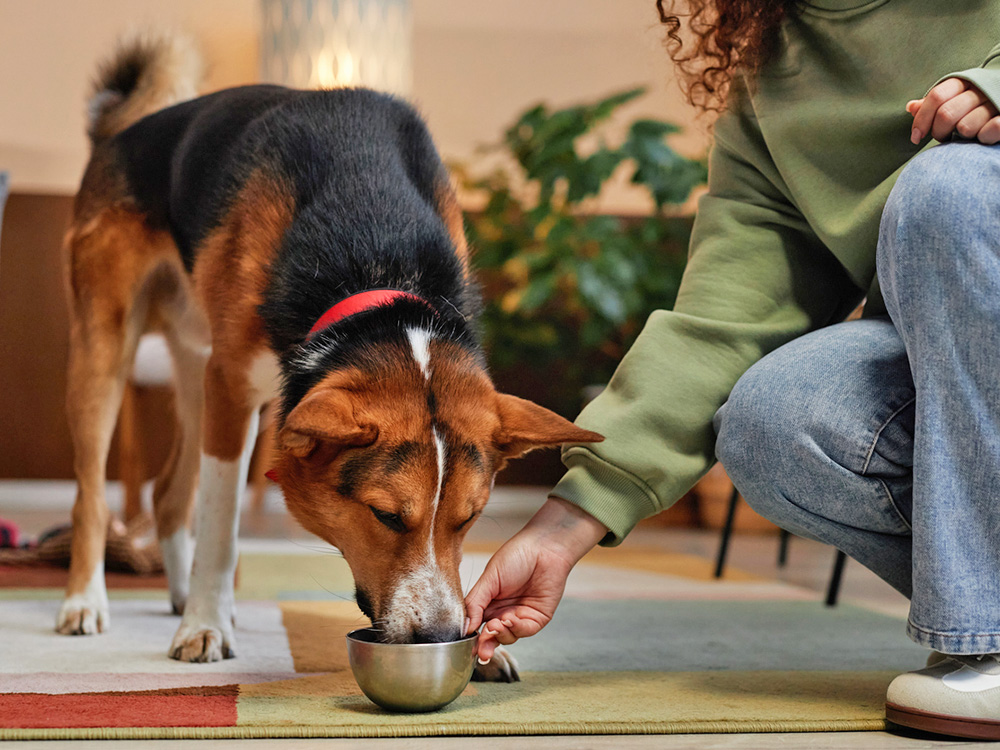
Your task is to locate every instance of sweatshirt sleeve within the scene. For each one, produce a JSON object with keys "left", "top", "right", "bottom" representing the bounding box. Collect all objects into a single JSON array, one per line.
[
  {"left": 549, "top": 94, "right": 864, "bottom": 546},
  {"left": 933, "top": 43, "right": 1000, "bottom": 108}
]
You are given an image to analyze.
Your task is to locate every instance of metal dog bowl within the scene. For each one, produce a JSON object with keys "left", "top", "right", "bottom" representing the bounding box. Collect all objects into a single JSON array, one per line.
[{"left": 345, "top": 627, "right": 478, "bottom": 712}]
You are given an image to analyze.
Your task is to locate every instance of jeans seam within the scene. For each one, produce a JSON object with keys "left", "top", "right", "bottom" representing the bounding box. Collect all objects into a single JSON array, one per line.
[
  {"left": 876, "top": 477, "right": 912, "bottom": 532},
  {"left": 860, "top": 395, "right": 915, "bottom": 475},
  {"left": 861, "top": 395, "right": 915, "bottom": 532},
  {"left": 909, "top": 619, "right": 1000, "bottom": 638}
]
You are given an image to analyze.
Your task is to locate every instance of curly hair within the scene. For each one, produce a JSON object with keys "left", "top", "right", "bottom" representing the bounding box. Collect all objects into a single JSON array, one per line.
[{"left": 656, "top": 0, "right": 797, "bottom": 112}]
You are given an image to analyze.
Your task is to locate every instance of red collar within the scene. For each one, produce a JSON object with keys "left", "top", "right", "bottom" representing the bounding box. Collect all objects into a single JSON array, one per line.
[{"left": 307, "top": 289, "right": 434, "bottom": 339}]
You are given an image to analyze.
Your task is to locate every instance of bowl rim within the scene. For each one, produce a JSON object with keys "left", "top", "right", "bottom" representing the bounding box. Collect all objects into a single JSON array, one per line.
[{"left": 346, "top": 627, "right": 479, "bottom": 647}]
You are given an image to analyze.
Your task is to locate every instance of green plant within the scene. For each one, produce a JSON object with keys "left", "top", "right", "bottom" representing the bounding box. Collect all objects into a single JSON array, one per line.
[{"left": 457, "top": 87, "right": 707, "bottom": 415}]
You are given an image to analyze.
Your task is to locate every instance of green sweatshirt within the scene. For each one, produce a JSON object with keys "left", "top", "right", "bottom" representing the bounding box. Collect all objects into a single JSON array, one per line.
[{"left": 552, "top": 0, "right": 1000, "bottom": 545}]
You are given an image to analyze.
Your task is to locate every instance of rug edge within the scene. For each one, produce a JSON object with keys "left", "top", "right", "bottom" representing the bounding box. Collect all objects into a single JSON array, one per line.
[{"left": 0, "top": 719, "right": 887, "bottom": 740}]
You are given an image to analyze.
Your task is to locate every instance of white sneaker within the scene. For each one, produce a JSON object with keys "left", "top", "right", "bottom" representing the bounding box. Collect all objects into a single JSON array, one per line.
[{"left": 887, "top": 654, "right": 1000, "bottom": 739}]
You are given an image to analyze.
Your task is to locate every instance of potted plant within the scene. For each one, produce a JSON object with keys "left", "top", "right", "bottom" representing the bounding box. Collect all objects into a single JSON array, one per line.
[{"left": 455, "top": 88, "right": 707, "bottom": 483}]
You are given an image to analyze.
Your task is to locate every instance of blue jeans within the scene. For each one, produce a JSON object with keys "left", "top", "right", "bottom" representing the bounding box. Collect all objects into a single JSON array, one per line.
[{"left": 714, "top": 142, "right": 1000, "bottom": 655}]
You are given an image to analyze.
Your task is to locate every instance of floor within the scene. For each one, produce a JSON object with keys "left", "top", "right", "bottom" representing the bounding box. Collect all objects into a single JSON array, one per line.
[{"left": 0, "top": 482, "right": 984, "bottom": 748}]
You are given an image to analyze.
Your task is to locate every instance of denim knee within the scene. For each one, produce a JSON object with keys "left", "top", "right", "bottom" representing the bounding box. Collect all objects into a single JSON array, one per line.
[
  {"left": 878, "top": 143, "right": 1000, "bottom": 301},
  {"left": 714, "top": 360, "right": 803, "bottom": 526}
]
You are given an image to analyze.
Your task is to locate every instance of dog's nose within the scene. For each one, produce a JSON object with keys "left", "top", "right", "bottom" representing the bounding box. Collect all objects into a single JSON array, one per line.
[{"left": 411, "top": 624, "right": 463, "bottom": 644}]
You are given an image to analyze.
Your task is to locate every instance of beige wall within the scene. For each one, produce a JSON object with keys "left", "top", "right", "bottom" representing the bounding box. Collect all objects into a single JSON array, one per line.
[{"left": 0, "top": 0, "right": 709, "bottom": 209}]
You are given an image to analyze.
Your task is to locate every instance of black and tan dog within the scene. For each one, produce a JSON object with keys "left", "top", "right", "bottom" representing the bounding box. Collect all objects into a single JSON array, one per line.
[{"left": 59, "top": 32, "right": 602, "bottom": 677}]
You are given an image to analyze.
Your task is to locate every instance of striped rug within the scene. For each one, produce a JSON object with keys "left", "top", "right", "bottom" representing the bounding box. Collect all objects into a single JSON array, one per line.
[{"left": 0, "top": 540, "right": 925, "bottom": 739}]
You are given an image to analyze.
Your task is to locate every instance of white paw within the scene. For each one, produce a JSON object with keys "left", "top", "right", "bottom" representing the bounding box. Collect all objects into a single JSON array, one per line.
[
  {"left": 472, "top": 645, "right": 520, "bottom": 683},
  {"left": 56, "top": 564, "right": 109, "bottom": 635},
  {"left": 169, "top": 606, "right": 236, "bottom": 662},
  {"left": 56, "top": 592, "right": 109, "bottom": 635}
]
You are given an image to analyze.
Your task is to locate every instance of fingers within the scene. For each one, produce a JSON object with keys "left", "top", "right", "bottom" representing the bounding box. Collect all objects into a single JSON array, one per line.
[
  {"left": 908, "top": 79, "right": 1000, "bottom": 144},
  {"left": 910, "top": 77, "right": 968, "bottom": 144},
  {"left": 931, "top": 89, "right": 988, "bottom": 141},
  {"left": 956, "top": 104, "right": 998, "bottom": 140},
  {"left": 476, "top": 618, "right": 520, "bottom": 663},
  {"left": 464, "top": 559, "right": 501, "bottom": 635},
  {"left": 979, "top": 116, "right": 1000, "bottom": 145}
]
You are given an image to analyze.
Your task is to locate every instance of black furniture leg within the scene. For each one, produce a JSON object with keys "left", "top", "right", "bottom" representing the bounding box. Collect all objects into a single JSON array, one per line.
[
  {"left": 777, "top": 528, "right": 791, "bottom": 567},
  {"left": 713, "top": 485, "right": 740, "bottom": 579},
  {"left": 825, "top": 549, "right": 848, "bottom": 607}
]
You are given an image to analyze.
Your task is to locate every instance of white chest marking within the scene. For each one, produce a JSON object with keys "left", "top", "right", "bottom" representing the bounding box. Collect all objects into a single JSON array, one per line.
[
  {"left": 406, "top": 327, "right": 433, "bottom": 381},
  {"left": 248, "top": 351, "right": 282, "bottom": 405}
]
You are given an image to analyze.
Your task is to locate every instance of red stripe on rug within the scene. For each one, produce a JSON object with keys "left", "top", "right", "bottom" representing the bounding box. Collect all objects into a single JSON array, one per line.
[
  {"left": 0, "top": 565, "right": 167, "bottom": 589},
  {"left": 0, "top": 693, "right": 237, "bottom": 728}
]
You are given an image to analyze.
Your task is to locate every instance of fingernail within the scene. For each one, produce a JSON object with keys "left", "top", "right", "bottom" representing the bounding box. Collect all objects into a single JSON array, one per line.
[
  {"left": 911, "top": 128, "right": 921, "bottom": 144},
  {"left": 463, "top": 618, "right": 470, "bottom": 635},
  {"left": 483, "top": 629, "right": 495, "bottom": 638},
  {"left": 477, "top": 656, "right": 490, "bottom": 665}
]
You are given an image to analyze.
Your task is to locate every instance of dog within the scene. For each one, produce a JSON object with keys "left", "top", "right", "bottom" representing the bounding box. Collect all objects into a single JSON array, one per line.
[{"left": 58, "top": 32, "right": 603, "bottom": 680}]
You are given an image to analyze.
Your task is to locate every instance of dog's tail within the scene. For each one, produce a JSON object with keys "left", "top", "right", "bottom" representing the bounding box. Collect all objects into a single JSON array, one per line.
[{"left": 87, "top": 30, "right": 203, "bottom": 147}]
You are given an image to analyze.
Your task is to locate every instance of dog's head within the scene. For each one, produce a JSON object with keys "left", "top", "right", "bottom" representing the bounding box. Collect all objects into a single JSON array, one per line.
[{"left": 272, "top": 334, "right": 602, "bottom": 643}]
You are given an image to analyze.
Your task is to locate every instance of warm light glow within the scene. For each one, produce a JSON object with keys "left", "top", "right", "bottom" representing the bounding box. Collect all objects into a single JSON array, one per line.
[
  {"left": 260, "top": 0, "right": 412, "bottom": 95},
  {"left": 338, "top": 50, "right": 355, "bottom": 86}
]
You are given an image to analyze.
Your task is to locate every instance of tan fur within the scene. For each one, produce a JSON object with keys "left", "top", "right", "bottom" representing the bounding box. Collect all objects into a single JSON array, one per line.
[
  {"left": 192, "top": 171, "right": 295, "bottom": 460},
  {"left": 61, "top": 205, "right": 188, "bottom": 625},
  {"left": 64, "top": 48, "right": 603, "bottom": 648},
  {"left": 434, "top": 175, "right": 471, "bottom": 277},
  {"left": 274, "top": 337, "right": 601, "bottom": 637},
  {"left": 88, "top": 30, "right": 202, "bottom": 144}
]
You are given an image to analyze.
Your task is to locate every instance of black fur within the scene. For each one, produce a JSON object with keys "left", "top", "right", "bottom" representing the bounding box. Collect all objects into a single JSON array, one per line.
[
  {"left": 383, "top": 442, "right": 422, "bottom": 474},
  {"left": 107, "top": 85, "right": 483, "bottom": 419}
]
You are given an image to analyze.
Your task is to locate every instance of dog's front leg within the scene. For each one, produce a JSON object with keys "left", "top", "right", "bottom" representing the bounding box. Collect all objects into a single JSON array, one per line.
[{"left": 169, "top": 359, "right": 259, "bottom": 662}]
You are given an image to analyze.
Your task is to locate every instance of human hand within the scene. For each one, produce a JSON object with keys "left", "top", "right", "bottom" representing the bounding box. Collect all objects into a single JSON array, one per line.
[
  {"left": 907, "top": 77, "right": 1000, "bottom": 145},
  {"left": 464, "top": 496, "right": 607, "bottom": 663}
]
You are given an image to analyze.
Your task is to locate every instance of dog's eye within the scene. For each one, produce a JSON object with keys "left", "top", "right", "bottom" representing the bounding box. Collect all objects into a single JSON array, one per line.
[
  {"left": 370, "top": 506, "right": 407, "bottom": 533},
  {"left": 456, "top": 511, "right": 479, "bottom": 531}
]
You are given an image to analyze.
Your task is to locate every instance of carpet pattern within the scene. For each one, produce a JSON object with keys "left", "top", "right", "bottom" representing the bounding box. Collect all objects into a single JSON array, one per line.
[{"left": 0, "top": 543, "right": 925, "bottom": 739}]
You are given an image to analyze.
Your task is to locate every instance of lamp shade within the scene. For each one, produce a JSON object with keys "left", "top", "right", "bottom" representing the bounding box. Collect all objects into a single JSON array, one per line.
[{"left": 260, "top": 0, "right": 412, "bottom": 96}]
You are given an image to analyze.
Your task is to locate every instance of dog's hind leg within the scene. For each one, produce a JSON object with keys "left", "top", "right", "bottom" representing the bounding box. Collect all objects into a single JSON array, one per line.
[
  {"left": 58, "top": 212, "right": 152, "bottom": 635},
  {"left": 152, "top": 320, "right": 209, "bottom": 616}
]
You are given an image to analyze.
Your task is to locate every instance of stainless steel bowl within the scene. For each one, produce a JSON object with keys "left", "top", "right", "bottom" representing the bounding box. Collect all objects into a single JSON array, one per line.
[{"left": 345, "top": 628, "right": 478, "bottom": 712}]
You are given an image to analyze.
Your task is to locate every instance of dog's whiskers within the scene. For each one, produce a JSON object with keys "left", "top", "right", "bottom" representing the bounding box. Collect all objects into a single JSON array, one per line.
[
  {"left": 308, "top": 575, "right": 356, "bottom": 604},
  {"left": 283, "top": 537, "right": 344, "bottom": 557}
]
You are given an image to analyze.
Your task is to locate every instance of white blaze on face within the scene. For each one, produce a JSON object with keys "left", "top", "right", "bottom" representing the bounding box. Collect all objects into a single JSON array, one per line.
[
  {"left": 406, "top": 327, "right": 433, "bottom": 381},
  {"left": 429, "top": 426, "right": 445, "bottom": 544},
  {"left": 381, "top": 328, "right": 463, "bottom": 641}
]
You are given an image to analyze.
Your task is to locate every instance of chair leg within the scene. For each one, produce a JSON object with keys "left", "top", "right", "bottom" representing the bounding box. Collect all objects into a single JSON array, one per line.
[
  {"left": 825, "top": 549, "right": 848, "bottom": 607},
  {"left": 713, "top": 484, "right": 741, "bottom": 579},
  {"left": 119, "top": 382, "right": 145, "bottom": 522},
  {"left": 777, "top": 528, "right": 791, "bottom": 567}
]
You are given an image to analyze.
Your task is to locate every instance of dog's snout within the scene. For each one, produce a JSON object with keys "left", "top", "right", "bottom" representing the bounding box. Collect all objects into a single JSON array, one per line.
[{"left": 411, "top": 624, "right": 463, "bottom": 644}]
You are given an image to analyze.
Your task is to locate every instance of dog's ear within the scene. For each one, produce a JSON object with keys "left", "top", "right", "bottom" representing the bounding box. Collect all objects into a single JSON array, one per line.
[
  {"left": 494, "top": 393, "right": 603, "bottom": 459},
  {"left": 279, "top": 388, "right": 378, "bottom": 459}
]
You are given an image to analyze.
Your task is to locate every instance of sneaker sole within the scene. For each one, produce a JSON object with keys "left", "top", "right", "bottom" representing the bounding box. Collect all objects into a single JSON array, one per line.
[{"left": 887, "top": 701, "right": 1000, "bottom": 740}]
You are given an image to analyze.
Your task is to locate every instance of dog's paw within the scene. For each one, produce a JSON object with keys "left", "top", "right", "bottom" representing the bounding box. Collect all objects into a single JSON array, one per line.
[
  {"left": 472, "top": 645, "right": 520, "bottom": 683},
  {"left": 56, "top": 594, "right": 109, "bottom": 635},
  {"left": 169, "top": 617, "right": 236, "bottom": 662}
]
